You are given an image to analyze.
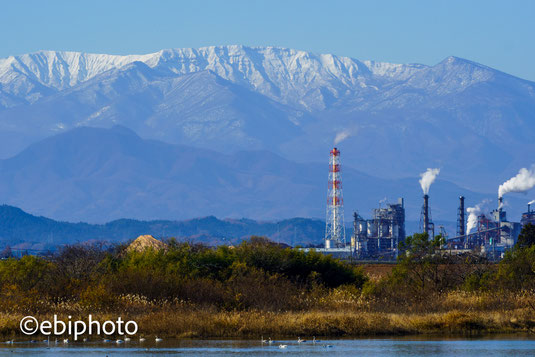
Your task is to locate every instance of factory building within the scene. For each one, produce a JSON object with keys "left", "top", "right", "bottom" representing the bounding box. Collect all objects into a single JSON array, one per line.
[
  {"left": 521, "top": 203, "right": 535, "bottom": 226},
  {"left": 315, "top": 148, "right": 529, "bottom": 261},
  {"left": 351, "top": 198, "right": 405, "bottom": 259},
  {"left": 447, "top": 197, "right": 522, "bottom": 259}
]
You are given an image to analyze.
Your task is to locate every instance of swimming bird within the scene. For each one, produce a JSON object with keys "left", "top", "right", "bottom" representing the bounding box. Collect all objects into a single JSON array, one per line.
[
  {"left": 268, "top": 337, "right": 274, "bottom": 345},
  {"left": 313, "top": 336, "right": 321, "bottom": 344},
  {"left": 139, "top": 336, "right": 146, "bottom": 342},
  {"left": 63, "top": 339, "right": 69, "bottom": 344},
  {"left": 279, "top": 344, "right": 288, "bottom": 349},
  {"left": 102, "top": 338, "right": 111, "bottom": 343},
  {"left": 124, "top": 336, "right": 131, "bottom": 342},
  {"left": 297, "top": 337, "right": 306, "bottom": 343},
  {"left": 155, "top": 337, "right": 163, "bottom": 342},
  {"left": 261, "top": 336, "right": 267, "bottom": 344},
  {"left": 116, "top": 339, "right": 124, "bottom": 344},
  {"left": 4, "top": 340, "right": 13, "bottom": 344},
  {"left": 322, "top": 344, "right": 333, "bottom": 348}
]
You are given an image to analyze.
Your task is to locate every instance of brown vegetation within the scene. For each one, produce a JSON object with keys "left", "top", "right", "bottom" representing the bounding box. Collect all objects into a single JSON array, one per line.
[{"left": 0, "top": 227, "right": 535, "bottom": 339}]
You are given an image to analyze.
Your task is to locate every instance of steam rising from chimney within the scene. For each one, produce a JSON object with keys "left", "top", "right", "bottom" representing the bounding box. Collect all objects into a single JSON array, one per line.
[
  {"left": 498, "top": 165, "right": 535, "bottom": 198},
  {"left": 529, "top": 200, "right": 535, "bottom": 205},
  {"left": 334, "top": 129, "right": 352, "bottom": 145},
  {"left": 466, "top": 200, "right": 491, "bottom": 235},
  {"left": 419, "top": 168, "right": 440, "bottom": 195}
]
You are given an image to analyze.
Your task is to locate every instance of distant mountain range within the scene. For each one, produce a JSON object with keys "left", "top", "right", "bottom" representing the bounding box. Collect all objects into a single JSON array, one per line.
[
  {"left": 0, "top": 46, "right": 534, "bottom": 192},
  {"left": 0, "top": 126, "right": 527, "bottom": 226},
  {"left": 0, "top": 204, "right": 326, "bottom": 251},
  {"left": 0, "top": 204, "right": 457, "bottom": 252}
]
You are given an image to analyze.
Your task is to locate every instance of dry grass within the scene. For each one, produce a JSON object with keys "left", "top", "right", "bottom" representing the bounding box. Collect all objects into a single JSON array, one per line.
[
  {"left": 135, "top": 308, "right": 535, "bottom": 338},
  {"left": 1, "top": 289, "right": 535, "bottom": 339},
  {"left": 358, "top": 264, "right": 395, "bottom": 281},
  {"left": 1, "top": 305, "right": 534, "bottom": 339}
]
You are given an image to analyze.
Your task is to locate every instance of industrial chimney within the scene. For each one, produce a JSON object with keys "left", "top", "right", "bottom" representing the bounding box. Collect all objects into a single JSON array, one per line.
[
  {"left": 457, "top": 196, "right": 465, "bottom": 237},
  {"left": 497, "top": 196, "right": 506, "bottom": 223},
  {"left": 420, "top": 194, "right": 435, "bottom": 238},
  {"left": 325, "top": 147, "right": 346, "bottom": 249},
  {"left": 423, "top": 194, "right": 430, "bottom": 235}
]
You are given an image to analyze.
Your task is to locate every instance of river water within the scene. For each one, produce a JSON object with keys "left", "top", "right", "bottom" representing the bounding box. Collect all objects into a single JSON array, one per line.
[{"left": 1, "top": 336, "right": 534, "bottom": 356}]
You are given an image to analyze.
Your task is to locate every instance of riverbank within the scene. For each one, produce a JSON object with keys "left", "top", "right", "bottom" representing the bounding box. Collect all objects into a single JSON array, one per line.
[
  {"left": 1, "top": 307, "right": 534, "bottom": 340},
  {"left": 137, "top": 309, "right": 535, "bottom": 338}
]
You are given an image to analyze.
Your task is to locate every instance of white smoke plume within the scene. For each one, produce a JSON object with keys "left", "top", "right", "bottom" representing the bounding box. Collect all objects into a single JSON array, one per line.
[
  {"left": 529, "top": 199, "right": 535, "bottom": 205},
  {"left": 334, "top": 130, "right": 352, "bottom": 145},
  {"left": 498, "top": 165, "right": 535, "bottom": 198},
  {"left": 466, "top": 200, "right": 491, "bottom": 235},
  {"left": 419, "top": 168, "right": 440, "bottom": 195}
]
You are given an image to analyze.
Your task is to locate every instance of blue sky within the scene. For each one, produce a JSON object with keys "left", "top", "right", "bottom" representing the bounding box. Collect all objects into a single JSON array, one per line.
[{"left": 2, "top": 0, "right": 534, "bottom": 80}]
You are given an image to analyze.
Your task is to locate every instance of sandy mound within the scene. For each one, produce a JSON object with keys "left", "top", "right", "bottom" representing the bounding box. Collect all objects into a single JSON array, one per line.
[{"left": 127, "top": 235, "right": 168, "bottom": 253}]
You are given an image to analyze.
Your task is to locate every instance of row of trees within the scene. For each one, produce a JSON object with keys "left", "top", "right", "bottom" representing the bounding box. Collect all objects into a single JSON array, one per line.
[
  {"left": 0, "top": 237, "right": 366, "bottom": 312},
  {"left": 362, "top": 224, "right": 535, "bottom": 308},
  {"left": 0, "top": 225, "right": 534, "bottom": 314}
]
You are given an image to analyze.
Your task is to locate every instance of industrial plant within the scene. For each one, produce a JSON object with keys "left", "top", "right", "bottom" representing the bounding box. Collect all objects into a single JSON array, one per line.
[
  {"left": 318, "top": 147, "right": 534, "bottom": 261},
  {"left": 350, "top": 199, "right": 405, "bottom": 259}
]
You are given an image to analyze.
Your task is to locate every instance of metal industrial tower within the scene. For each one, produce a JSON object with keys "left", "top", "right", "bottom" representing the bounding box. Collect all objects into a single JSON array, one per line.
[
  {"left": 457, "top": 196, "right": 465, "bottom": 237},
  {"left": 420, "top": 194, "right": 435, "bottom": 238},
  {"left": 325, "top": 147, "right": 346, "bottom": 248}
]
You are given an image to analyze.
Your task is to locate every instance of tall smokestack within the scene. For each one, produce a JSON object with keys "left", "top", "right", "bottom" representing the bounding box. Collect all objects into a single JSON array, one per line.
[
  {"left": 325, "top": 147, "right": 346, "bottom": 248},
  {"left": 528, "top": 200, "right": 534, "bottom": 214},
  {"left": 423, "top": 194, "right": 429, "bottom": 236},
  {"left": 458, "top": 196, "right": 465, "bottom": 237}
]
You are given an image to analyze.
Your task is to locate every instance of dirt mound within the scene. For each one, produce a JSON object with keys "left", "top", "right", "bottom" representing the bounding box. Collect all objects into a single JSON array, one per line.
[{"left": 127, "top": 235, "right": 168, "bottom": 253}]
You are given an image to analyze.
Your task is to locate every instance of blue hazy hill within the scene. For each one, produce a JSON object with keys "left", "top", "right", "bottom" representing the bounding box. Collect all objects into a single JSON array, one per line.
[
  {"left": 0, "top": 204, "right": 327, "bottom": 251},
  {"left": 0, "top": 126, "right": 527, "bottom": 228}
]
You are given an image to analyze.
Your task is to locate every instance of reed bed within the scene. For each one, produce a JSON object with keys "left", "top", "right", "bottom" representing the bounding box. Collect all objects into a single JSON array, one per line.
[{"left": 1, "top": 291, "right": 534, "bottom": 339}]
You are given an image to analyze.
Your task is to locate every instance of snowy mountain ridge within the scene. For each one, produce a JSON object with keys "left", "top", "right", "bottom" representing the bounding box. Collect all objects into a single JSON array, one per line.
[
  {"left": 1, "top": 45, "right": 500, "bottom": 110},
  {"left": 0, "top": 45, "right": 534, "bottom": 193}
]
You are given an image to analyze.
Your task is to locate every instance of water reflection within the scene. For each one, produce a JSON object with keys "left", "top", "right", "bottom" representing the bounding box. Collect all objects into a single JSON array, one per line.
[{"left": 0, "top": 336, "right": 534, "bottom": 356}]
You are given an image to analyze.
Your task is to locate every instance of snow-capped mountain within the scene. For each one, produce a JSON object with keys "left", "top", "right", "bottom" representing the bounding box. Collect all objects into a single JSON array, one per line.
[
  {"left": 0, "top": 46, "right": 425, "bottom": 109},
  {"left": 0, "top": 45, "right": 534, "bottom": 192}
]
